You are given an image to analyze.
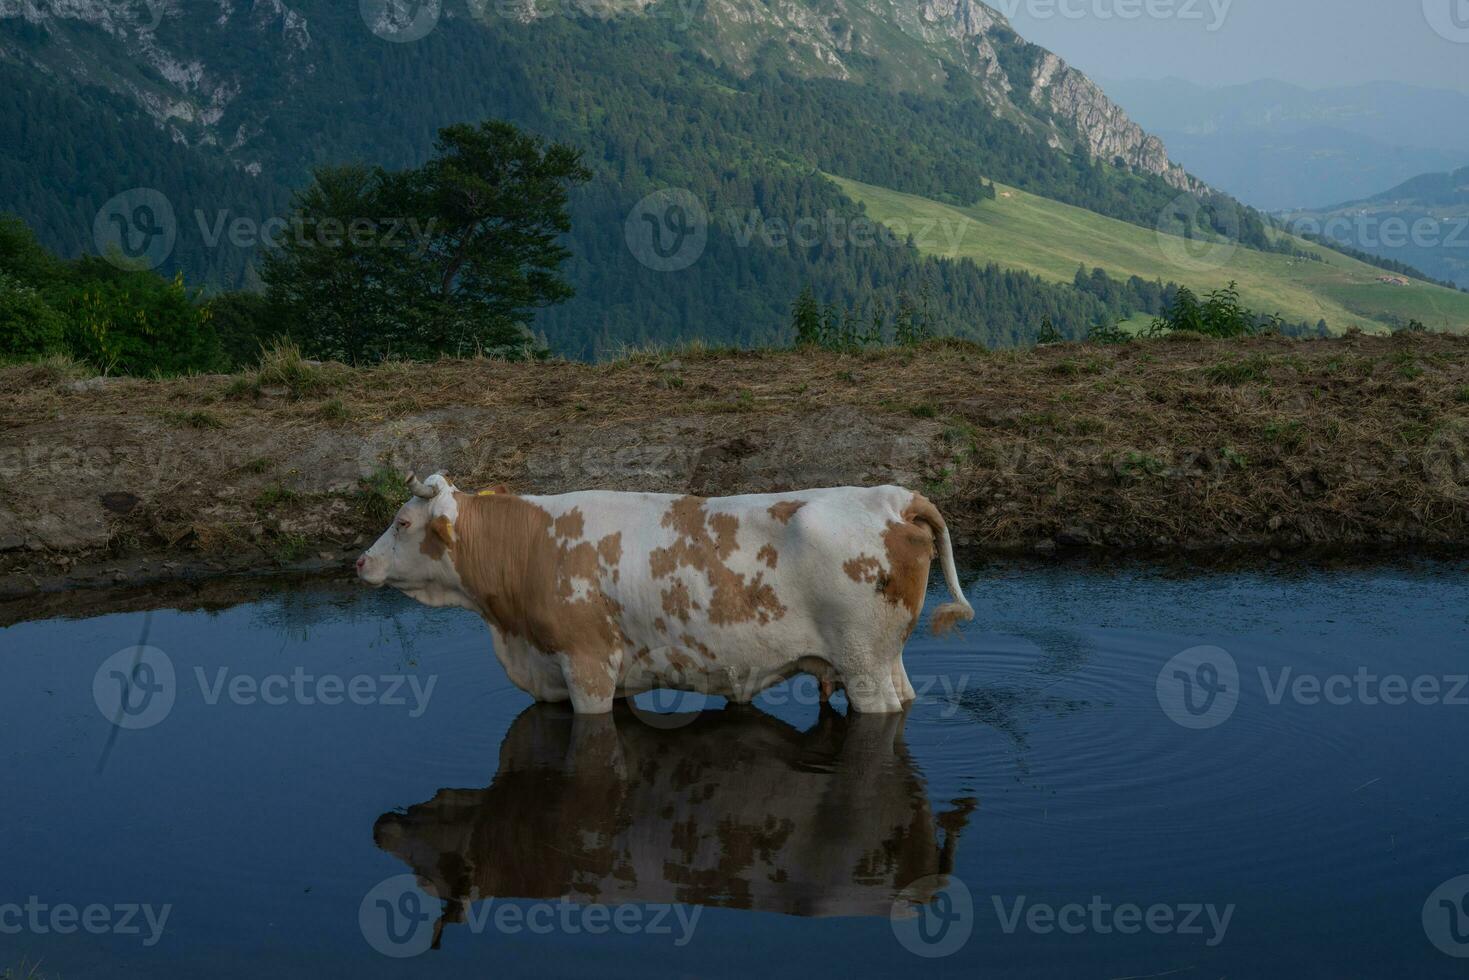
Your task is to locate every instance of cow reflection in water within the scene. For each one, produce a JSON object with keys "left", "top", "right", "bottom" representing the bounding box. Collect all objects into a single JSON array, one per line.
[{"left": 373, "top": 703, "right": 973, "bottom": 945}]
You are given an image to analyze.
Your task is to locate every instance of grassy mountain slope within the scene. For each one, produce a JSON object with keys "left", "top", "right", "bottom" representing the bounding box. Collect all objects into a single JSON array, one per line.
[{"left": 833, "top": 176, "right": 1469, "bottom": 334}]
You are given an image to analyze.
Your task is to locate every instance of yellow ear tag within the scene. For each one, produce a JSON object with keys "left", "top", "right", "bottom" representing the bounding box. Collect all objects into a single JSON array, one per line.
[{"left": 477, "top": 489, "right": 496, "bottom": 496}]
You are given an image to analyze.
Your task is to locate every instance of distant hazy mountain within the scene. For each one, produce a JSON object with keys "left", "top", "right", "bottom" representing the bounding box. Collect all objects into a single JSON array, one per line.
[
  {"left": 1282, "top": 165, "right": 1469, "bottom": 290},
  {"left": 1102, "top": 77, "right": 1469, "bottom": 211}
]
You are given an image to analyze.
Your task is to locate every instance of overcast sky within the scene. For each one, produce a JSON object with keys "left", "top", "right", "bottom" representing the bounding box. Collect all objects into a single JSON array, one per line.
[{"left": 995, "top": 0, "right": 1469, "bottom": 92}]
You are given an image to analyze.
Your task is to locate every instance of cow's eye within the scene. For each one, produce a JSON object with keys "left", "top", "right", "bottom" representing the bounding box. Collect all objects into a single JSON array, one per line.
[{"left": 396, "top": 519, "right": 411, "bottom": 530}]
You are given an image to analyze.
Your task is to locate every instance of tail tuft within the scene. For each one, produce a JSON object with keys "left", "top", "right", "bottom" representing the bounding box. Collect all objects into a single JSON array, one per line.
[{"left": 930, "top": 602, "right": 974, "bottom": 637}]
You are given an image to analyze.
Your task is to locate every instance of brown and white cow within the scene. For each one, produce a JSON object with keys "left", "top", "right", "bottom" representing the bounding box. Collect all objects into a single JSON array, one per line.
[{"left": 355, "top": 474, "right": 974, "bottom": 713}]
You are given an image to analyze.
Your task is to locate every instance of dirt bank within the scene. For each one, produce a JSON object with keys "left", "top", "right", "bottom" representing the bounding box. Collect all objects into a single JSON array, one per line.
[{"left": 2, "top": 333, "right": 1467, "bottom": 598}]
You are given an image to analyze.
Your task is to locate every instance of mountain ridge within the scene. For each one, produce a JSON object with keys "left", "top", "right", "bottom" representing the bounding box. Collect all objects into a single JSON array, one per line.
[{"left": 1, "top": 0, "right": 1193, "bottom": 189}]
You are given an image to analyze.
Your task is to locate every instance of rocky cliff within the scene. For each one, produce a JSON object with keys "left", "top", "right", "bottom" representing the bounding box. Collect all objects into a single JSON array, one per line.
[{"left": 1, "top": 0, "right": 1196, "bottom": 189}]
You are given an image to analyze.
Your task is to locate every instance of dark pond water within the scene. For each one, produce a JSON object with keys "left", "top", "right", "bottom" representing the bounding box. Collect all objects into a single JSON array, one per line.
[{"left": 3, "top": 560, "right": 1469, "bottom": 978}]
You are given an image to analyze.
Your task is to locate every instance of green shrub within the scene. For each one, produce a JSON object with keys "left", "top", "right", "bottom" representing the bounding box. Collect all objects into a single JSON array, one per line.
[
  {"left": 210, "top": 290, "right": 282, "bottom": 370},
  {"left": 1146, "top": 282, "right": 1279, "bottom": 339},
  {"left": 58, "top": 263, "right": 223, "bottom": 376},
  {"left": 1087, "top": 320, "right": 1131, "bottom": 345},
  {"left": 0, "top": 273, "right": 66, "bottom": 360}
]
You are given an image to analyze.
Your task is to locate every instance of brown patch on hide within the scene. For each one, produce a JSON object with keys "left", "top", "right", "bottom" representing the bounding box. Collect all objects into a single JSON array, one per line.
[
  {"left": 419, "top": 515, "right": 455, "bottom": 560},
  {"left": 662, "top": 581, "right": 693, "bottom": 622},
  {"left": 648, "top": 496, "right": 786, "bottom": 627},
  {"left": 553, "top": 508, "right": 585, "bottom": 540},
  {"left": 447, "top": 494, "right": 627, "bottom": 685},
  {"left": 767, "top": 500, "right": 805, "bottom": 524}
]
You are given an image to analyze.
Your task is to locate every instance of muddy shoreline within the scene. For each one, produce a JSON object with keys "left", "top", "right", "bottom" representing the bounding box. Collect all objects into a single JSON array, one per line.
[{"left": 2, "top": 334, "right": 1467, "bottom": 605}]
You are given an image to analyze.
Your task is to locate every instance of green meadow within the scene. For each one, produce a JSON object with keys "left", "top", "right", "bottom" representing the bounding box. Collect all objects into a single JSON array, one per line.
[{"left": 830, "top": 175, "right": 1469, "bottom": 334}]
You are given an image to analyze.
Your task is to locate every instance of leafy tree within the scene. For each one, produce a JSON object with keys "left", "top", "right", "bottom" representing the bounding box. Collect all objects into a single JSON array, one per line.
[
  {"left": 0, "top": 214, "right": 57, "bottom": 287},
  {"left": 1036, "top": 315, "right": 1062, "bottom": 345},
  {"left": 263, "top": 121, "right": 590, "bottom": 363},
  {"left": 210, "top": 290, "right": 279, "bottom": 369}
]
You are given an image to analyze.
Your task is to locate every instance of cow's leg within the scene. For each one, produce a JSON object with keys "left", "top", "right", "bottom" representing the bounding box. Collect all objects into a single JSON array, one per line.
[
  {"left": 842, "top": 666, "right": 904, "bottom": 713},
  {"left": 557, "top": 650, "right": 620, "bottom": 715},
  {"left": 892, "top": 657, "right": 917, "bottom": 704}
]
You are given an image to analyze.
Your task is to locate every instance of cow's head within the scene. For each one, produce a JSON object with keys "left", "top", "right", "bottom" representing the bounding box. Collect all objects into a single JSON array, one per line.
[{"left": 356, "top": 472, "right": 464, "bottom": 604}]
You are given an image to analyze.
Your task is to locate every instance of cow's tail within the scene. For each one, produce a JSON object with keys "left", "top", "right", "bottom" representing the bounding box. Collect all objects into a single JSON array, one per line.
[{"left": 909, "top": 494, "right": 975, "bottom": 637}]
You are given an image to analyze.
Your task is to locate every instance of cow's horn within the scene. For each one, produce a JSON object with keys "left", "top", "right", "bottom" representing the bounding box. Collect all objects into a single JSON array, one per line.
[{"left": 405, "top": 472, "right": 438, "bottom": 499}]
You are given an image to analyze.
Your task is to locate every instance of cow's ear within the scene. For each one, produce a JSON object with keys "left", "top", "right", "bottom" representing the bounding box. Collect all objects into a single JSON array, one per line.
[{"left": 429, "top": 514, "right": 455, "bottom": 549}]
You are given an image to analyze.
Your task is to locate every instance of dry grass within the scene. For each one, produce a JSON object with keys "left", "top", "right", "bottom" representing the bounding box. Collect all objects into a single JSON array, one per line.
[{"left": 2, "top": 333, "right": 1467, "bottom": 579}]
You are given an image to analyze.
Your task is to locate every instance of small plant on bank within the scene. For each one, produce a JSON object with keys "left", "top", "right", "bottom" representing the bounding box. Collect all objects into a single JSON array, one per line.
[
  {"left": 318, "top": 397, "right": 350, "bottom": 421},
  {"left": 254, "top": 483, "right": 299, "bottom": 509},
  {"left": 356, "top": 465, "right": 405, "bottom": 526},
  {"left": 1205, "top": 354, "right": 1272, "bottom": 386},
  {"left": 162, "top": 409, "right": 224, "bottom": 430},
  {"left": 272, "top": 532, "right": 310, "bottom": 564}
]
